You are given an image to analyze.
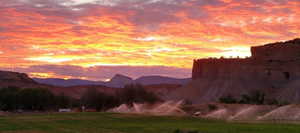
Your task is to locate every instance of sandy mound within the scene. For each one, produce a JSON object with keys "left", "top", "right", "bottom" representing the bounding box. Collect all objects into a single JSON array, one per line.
[{"left": 258, "top": 105, "right": 300, "bottom": 121}]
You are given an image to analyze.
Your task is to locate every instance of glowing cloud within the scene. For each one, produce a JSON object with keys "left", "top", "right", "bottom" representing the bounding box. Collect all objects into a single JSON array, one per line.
[{"left": 0, "top": 0, "right": 299, "bottom": 80}]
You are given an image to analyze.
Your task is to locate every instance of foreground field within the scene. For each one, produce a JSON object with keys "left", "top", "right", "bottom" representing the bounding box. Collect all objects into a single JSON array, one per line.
[{"left": 0, "top": 112, "right": 299, "bottom": 133}]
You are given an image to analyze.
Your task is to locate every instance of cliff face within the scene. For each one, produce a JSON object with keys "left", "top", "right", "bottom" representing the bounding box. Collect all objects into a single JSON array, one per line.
[{"left": 182, "top": 38, "right": 300, "bottom": 103}]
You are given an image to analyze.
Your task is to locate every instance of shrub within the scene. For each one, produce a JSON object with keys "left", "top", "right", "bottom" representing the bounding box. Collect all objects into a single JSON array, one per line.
[
  {"left": 18, "top": 88, "right": 55, "bottom": 111},
  {"left": 0, "top": 87, "right": 20, "bottom": 111},
  {"left": 80, "top": 88, "right": 120, "bottom": 111},
  {"left": 173, "top": 129, "right": 199, "bottom": 133},
  {"left": 208, "top": 104, "right": 218, "bottom": 111},
  {"left": 183, "top": 99, "right": 193, "bottom": 105},
  {"left": 117, "top": 84, "right": 161, "bottom": 106},
  {"left": 265, "top": 99, "right": 278, "bottom": 105},
  {"left": 239, "top": 90, "right": 265, "bottom": 105},
  {"left": 219, "top": 95, "right": 237, "bottom": 104},
  {"left": 55, "top": 93, "right": 72, "bottom": 108},
  {"left": 0, "top": 87, "right": 58, "bottom": 111}
]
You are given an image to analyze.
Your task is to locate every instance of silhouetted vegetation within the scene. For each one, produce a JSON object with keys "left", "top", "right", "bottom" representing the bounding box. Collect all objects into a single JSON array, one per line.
[
  {"left": 265, "top": 99, "right": 290, "bottom": 106},
  {"left": 18, "top": 88, "right": 55, "bottom": 111},
  {"left": 79, "top": 84, "right": 161, "bottom": 111},
  {"left": 0, "top": 85, "right": 161, "bottom": 112},
  {"left": 116, "top": 84, "right": 161, "bottom": 106},
  {"left": 239, "top": 90, "right": 265, "bottom": 105},
  {"left": 55, "top": 93, "right": 73, "bottom": 108},
  {"left": 174, "top": 129, "right": 200, "bottom": 133},
  {"left": 0, "top": 87, "right": 57, "bottom": 111},
  {"left": 219, "top": 95, "right": 237, "bottom": 104},
  {"left": 218, "top": 90, "right": 287, "bottom": 106},
  {"left": 0, "top": 87, "right": 21, "bottom": 111},
  {"left": 208, "top": 104, "right": 218, "bottom": 111},
  {"left": 80, "top": 88, "right": 119, "bottom": 111}
]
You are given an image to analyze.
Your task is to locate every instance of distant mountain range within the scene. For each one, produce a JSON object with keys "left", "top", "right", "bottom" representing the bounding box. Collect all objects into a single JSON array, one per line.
[
  {"left": 33, "top": 74, "right": 191, "bottom": 88},
  {"left": 0, "top": 70, "right": 189, "bottom": 99}
]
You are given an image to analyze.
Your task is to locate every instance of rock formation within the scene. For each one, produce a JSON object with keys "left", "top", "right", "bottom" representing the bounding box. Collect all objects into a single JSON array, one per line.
[
  {"left": 193, "top": 38, "right": 300, "bottom": 82},
  {"left": 177, "top": 38, "right": 300, "bottom": 103}
]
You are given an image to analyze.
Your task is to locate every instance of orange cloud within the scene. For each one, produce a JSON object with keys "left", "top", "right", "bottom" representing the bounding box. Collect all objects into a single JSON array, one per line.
[{"left": 0, "top": 0, "right": 299, "bottom": 80}]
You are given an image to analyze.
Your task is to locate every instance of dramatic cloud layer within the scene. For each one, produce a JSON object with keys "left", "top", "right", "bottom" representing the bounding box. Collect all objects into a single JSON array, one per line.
[{"left": 1, "top": 0, "right": 299, "bottom": 80}]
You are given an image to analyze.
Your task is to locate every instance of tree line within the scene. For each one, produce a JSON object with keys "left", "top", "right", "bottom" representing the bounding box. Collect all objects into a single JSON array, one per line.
[
  {"left": 219, "top": 90, "right": 289, "bottom": 106},
  {"left": 0, "top": 84, "right": 161, "bottom": 112}
]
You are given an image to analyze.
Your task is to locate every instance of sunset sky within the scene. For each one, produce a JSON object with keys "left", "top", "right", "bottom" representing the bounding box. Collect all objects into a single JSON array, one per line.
[{"left": 1, "top": 0, "right": 300, "bottom": 81}]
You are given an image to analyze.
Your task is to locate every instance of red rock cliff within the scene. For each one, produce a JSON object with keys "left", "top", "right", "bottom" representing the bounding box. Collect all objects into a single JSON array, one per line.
[{"left": 183, "top": 38, "right": 300, "bottom": 103}]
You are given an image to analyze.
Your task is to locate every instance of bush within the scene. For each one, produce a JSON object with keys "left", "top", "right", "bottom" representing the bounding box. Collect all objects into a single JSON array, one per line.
[
  {"left": 80, "top": 88, "right": 120, "bottom": 111},
  {"left": 266, "top": 99, "right": 290, "bottom": 106},
  {"left": 183, "top": 99, "right": 193, "bottom": 105},
  {"left": 55, "top": 93, "right": 73, "bottom": 108},
  {"left": 0, "top": 87, "right": 20, "bottom": 111},
  {"left": 173, "top": 129, "right": 199, "bottom": 133},
  {"left": 219, "top": 91, "right": 267, "bottom": 105},
  {"left": 0, "top": 87, "right": 59, "bottom": 111},
  {"left": 239, "top": 90, "right": 265, "bottom": 105},
  {"left": 265, "top": 99, "right": 279, "bottom": 105},
  {"left": 0, "top": 85, "right": 162, "bottom": 112},
  {"left": 18, "top": 88, "right": 55, "bottom": 111},
  {"left": 219, "top": 95, "right": 237, "bottom": 104},
  {"left": 208, "top": 104, "right": 218, "bottom": 111},
  {"left": 117, "top": 84, "right": 161, "bottom": 106}
]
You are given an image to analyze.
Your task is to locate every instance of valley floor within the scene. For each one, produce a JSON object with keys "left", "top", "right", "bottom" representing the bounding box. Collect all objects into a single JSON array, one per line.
[{"left": 0, "top": 112, "right": 300, "bottom": 133}]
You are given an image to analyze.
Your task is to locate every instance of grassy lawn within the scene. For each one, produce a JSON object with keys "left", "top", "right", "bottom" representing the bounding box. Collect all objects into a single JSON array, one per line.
[{"left": 0, "top": 112, "right": 299, "bottom": 133}]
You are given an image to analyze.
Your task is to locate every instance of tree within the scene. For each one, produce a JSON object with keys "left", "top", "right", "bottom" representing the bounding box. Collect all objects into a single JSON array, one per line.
[
  {"left": 219, "top": 95, "right": 237, "bottom": 104},
  {"left": 117, "top": 84, "right": 161, "bottom": 106},
  {"left": 0, "top": 87, "right": 20, "bottom": 111},
  {"left": 18, "top": 88, "right": 55, "bottom": 111},
  {"left": 55, "top": 93, "right": 72, "bottom": 109},
  {"left": 239, "top": 90, "right": 265, "bottom": 105},
  {"left": 80, "top": 88, "right": 120, "bottom": 111},
  {"left": 81, "top": 88, "right": 100, "bottom": 109}
]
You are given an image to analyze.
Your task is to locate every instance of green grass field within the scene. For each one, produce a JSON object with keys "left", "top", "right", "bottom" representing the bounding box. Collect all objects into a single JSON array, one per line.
[{"left": 0, "top": 112, "right": 299, "bottom": 133}]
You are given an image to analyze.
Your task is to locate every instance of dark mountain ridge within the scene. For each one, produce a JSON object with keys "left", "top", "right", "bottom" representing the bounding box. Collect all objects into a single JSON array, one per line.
[
  {"left": 0, "top": 70, "right": 183, "bottom": 99},
  {"left": 34, "top": 74, "right": 191, "bottom": 88}
]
